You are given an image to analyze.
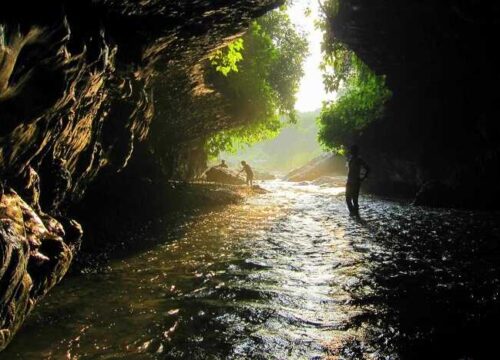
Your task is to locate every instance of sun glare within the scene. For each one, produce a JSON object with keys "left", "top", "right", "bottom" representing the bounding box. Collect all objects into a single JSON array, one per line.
[{"left": 288, "top": 0, "right": 336, "bottom": 112}]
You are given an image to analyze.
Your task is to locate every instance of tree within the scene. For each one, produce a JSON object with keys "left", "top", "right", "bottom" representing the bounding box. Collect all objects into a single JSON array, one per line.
[
  {"left": 318, "top": 58, "right": 391, "bottom": 152},
  {"left": 317, "top": 3, "right": 391, "bottom": 152},
  {"left": 205, "top": 8, "right": 308, "bottom": 156}
]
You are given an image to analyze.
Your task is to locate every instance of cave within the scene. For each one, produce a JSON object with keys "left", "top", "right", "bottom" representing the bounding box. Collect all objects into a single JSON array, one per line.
[{"left": 1, "top": 0, "right": 499, "bottom": 358}]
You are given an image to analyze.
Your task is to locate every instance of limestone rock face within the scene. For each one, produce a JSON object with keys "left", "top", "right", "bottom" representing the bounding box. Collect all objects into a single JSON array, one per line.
[
  {"left": 329, "top": 0, "right": 500, "bottom": 208},
  {"left": 0, "top": 0, "right": 280, "bottom": 203},
  {"left": 0, "top": 190, "right": 78, "bottom": 351}
]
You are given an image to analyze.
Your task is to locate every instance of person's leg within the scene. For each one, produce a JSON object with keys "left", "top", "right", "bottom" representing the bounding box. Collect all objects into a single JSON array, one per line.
[
  {"left": 346, "top": 183, "right": 355, "bottom": 213},
  {"left": 352, "top": 183, "right": 360, "bottom": 214}
]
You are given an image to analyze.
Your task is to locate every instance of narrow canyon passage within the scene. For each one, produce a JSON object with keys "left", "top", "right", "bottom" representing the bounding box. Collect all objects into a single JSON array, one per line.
[{"left": 4, "top": 181, "right": 500, "bottom": 359}]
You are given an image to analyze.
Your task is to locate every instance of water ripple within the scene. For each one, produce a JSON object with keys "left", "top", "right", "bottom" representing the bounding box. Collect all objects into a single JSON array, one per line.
[{"left": 3, "top": 181, "right": 500, "bottom": 359}]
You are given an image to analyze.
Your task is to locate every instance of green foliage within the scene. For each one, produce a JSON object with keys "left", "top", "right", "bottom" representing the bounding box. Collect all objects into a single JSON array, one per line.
[
  {"left": 219, "top": 110, "right": 324, "bottom": 173},
  {"left": 208, "top": 38, "right": 244, "bottom": 76},
  {"left": 320, "top": 42, "right": 359, "bottom": 93},
  {"left": 205, "top": 9, "right": 308, "bottom": 156},
  {"left": 318, "top": 55, "right": 391, "bottom": 152},
  {"left": 206, "top": 116, "right": 282, "bottom": 157},
  {"left": 317, "top": 0, "right": 391, "bottom": 152},
  {"left": 257, "top": 11, "right": 308, "bottom": 122},
  {"left": 317, "top": 0, "right": 360, "bottom": 94}
]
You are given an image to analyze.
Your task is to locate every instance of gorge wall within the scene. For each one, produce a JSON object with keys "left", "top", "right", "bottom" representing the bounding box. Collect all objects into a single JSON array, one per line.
[
  {"left": 3, "top": 0, "right": 499, "bottom": 352},
  {"left": 330, "top": 0, "right": 500, "bottom": 208},
  {"left": 0, "top": 0, "right": 282, "bottom": 350}
]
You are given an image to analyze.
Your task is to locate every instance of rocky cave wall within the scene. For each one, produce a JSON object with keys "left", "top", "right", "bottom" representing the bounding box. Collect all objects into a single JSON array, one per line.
[
  {"left": 331, "top": 0, "right": 500, "bottom": 208},
  {"left": 0, "top": 0, "right": 281, "bottom": 351}
]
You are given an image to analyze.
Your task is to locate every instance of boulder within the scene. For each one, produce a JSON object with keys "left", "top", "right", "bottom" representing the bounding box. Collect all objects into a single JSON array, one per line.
[
  {"left": 285, "top": 154, "right": 346, "bottom": 182},
  {"left": 204, "top": 166, "right": 246, "bottom": 185}
]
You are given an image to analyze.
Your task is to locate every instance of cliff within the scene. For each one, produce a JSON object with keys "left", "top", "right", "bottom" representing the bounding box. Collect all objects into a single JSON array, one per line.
[
  {"left": 0, "top": 0, "right": 281, "bottom": 350},
  {"left": 329, "top": 0, "right": 500, "bottom": 208}
]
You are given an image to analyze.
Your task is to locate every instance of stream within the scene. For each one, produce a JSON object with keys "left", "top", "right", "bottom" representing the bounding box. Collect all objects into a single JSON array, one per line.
[{"left": 3, "top": 181, "right": 500, "bottom": 359}]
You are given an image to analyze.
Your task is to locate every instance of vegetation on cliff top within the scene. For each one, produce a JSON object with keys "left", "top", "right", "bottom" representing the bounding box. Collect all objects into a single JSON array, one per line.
[
  {"left": 318, "top": 51, "right": 391, "bottom": 152},
  {"left": 317, "top": 1, "right": 391, "bottom": 153},
  {"left": 205, "top": 9, "right": 308, "bottom": 156}
]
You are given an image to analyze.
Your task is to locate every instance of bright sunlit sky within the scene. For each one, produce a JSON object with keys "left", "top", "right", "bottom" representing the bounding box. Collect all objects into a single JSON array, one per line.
[{"left": 288, "top": 0, "right": 335, "bottom": 112}]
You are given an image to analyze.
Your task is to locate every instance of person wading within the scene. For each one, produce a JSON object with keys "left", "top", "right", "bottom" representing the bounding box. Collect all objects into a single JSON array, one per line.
[
  {"left": 238, "top": 161, "right": 254, "bottom": 187},
  {"left": 346, "top": 145, "right": 370, "bottom": 216}
]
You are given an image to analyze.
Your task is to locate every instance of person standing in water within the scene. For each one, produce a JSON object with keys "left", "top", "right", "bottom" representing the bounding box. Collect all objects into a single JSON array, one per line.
[
  {"left": 346, "top": 145, "right": 370, "bottom": 216},
  {"left": 238, "top": 161, "right": 254, "bottom": 187}
]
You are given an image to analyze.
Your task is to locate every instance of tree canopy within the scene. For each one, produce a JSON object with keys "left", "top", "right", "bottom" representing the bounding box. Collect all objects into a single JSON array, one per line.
[
  {"left": 218, "top": 110, "right": 323, "bottom": 173},
  {"left": 205, "top": 8, "right": 308, "bottom": 156},
  {"left": 318, "top": 51, "right": 391, "bottom": 152}
]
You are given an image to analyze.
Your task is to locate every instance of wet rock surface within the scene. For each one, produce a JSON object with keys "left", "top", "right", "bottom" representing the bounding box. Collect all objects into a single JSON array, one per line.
[
  {"left": 3, "top": 182, "right": 499, "bottom": 359},
  {"left": 204, "top": 166, "right": 246, "bottom": 185},
  {"left": 0, "top": 190, "right": 78, "bottom": 351}
]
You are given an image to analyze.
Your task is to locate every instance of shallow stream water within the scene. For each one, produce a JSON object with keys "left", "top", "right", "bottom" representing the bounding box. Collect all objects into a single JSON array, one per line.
[{"left": 4, "top": 181, "right": 500, "bottom": 359}]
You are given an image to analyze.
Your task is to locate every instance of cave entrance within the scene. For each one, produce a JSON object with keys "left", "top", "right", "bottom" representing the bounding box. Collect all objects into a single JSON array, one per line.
[{"left": 208, "top": 0, "right": 338, "bottom": 178}]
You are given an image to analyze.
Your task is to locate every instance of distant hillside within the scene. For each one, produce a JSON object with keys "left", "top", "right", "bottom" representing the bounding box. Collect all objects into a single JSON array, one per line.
[{"left": 218, "top": 110, "right": 325, "bottom": 174}]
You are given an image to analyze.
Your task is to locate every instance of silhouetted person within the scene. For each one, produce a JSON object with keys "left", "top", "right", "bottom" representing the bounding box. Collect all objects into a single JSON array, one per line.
[
  {"left": 346, "top": 145, "right": 370, "bottom": 216},
  {"left": 218, "top": 160, "right": 228, "bottom": 168},
  {"left": 238, "top": 161, "right": 254, "bottom": 186}
]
